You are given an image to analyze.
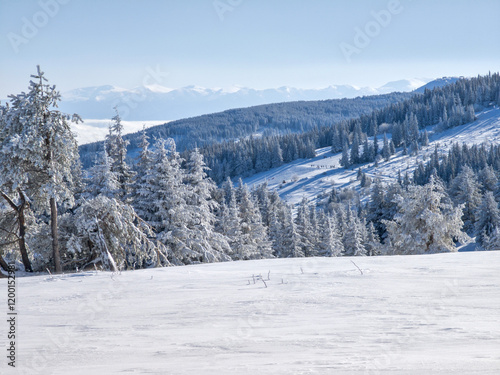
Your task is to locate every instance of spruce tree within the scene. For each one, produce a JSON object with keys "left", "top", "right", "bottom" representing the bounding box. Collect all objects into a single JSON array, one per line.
[
  {"left": 381, "top": 133, "right": 391, "bottom": 161},
  {"left": 106, "top": 108, "right": 134, "bottom": 200},
  {"left": 317, "top": 211, "right": 343, "bottom": 257},
  {"left": 0, "top": 66, "right": 81, "bottom": 273},
  {"left": 237, "top": 183, "right": 272, "bottom": 260},
  {"left": 85, "top": 144, "right": 119, "bottom": 199},
  {"left": 385, "top": 176, "right": 466, "bottom": 254},
  {"left": 131, "top": 126, "right": 155, "bottom": 222},
  {"left": 450, "top": 166, "right": 482, "bottom": 234},
  {"left": 340, "top": 141, "right": 351, "bottom": 169},
  {"left": 475, "top": 191, "right": 500, "bottom": 248}
]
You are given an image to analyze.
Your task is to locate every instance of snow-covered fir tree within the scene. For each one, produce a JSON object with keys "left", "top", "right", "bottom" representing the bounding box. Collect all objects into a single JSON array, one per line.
[
  {"left": 364, "top": 221, "right": 381, "bottom": 256},
  {"left": 343, "top": 208, "right": 366, "bottom": 256},
  {"left": 478, "top": 165, "right": 498, "bottom": 193},
  {"left": 105, "top": 108, "right": 134, "bottom": 199},
  {"left": 63, "top": 195, "right": 168, "bottom": 271},
  {"left": 385, "top": 176, "right": 466, "bottom": 254},
  {"left": 0, "top": 66, "right": 81, "bottom": 273},
  {"left": 340, "top": 141, "right": 351, "bottom": 168},
  {"left": 182, "top": 148, "right": 232, "bottom": 263},
  {"left": 280, "top": 205, "right": 303, "bottom": 258},
  {"left": 218, "top": 185, "right": 241, "bottom": 259},
  {"left": 235, "top": 182, "right": 272, "bottom": 260},
  {"left": 316, "top": 211, "right": 343, "bottom": 257},
  {"left": 474, "top": 191, "right": 500, "bottom": 249},
  {"left": 131, "top": 126, "right": 155, "bottom": 221},
  {"left": 449, "top": 165, "right": 482, "bottom": 234},
  {"left": 85, "top": 144, "right": 119, "bottom": 199},
  {"left": 295, "top": 197, "right": 316, "bottom": 257}
]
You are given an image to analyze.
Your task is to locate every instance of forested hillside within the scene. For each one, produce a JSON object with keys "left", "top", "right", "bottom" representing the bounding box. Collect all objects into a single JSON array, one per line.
[
  {"left": 198, "top": 74, "right": 499, "bottom": 183},
  {"left": 78, "top": 92, "right": 411, "bottom": 168}
]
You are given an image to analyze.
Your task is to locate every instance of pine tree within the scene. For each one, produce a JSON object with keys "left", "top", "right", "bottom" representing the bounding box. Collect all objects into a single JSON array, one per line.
[
  {"left": 281, "top": 206, "right": 302, "bottom": 258},
  {"left": 146, "top": 138, "right": 190, "bottom": 264},
  {"left": 295, "top": 197, "right": 316, "bottom": 257},
  {"left": 131, "top": 126, "right": 155, "bottom": 221},
  {"left": 421, "top": 130, "right": 429, "bottom": 147},
  {"left": 331, "top": 126, "right": 343, "bottom": 153},
  {"left": 254, "top": 182, "right": 272, "bottom": 227},
  {"left": 183, "top": 148, "right": 232, "bottom": 263},
  {"left": 269, "top": 139, "right": 284, "bottom": 168},
  {"left": 361, "top": 137, "right": 374, "bottom": 163},
  {"left": 343, "top": 208, "right": 366, "bottom": 256},
  {"left": 340, "top": 141, "right": 351, "bottom": 169},
  {"left": 105, "top": 108, "right": 134, "bottom": 199},
  {"left": 317, "top": 211, "right": 343, "bottom": 257},
  {"left": 373, "top": 133, "right": 379, "bottom": 156},
  {"left": 475, "top": 191, "right": 500, "bottom": 248},
  {"left": 389, "top": 139, "right": 396, "bottom": 155},
  {"left": 0, "top": 66, "right": 81, "bottom": 273},
  {"left": 308, "top": 205, "right": 319, "bottom": 252},
  {"left": 65, "top": 195, "right": 168, "bottom": 270},
  {"left": 236, "top": 183, "right": 272, "bottom": 260},
  {"left": 364, "top": 221, "right": 381, "bottom": 256},
  {"left": 350, "top": 137, "right": 360, "bottom": 165},
  {"left": 482, "top": 227, "right": 500, "bottom": 251},
  {"left": 478, "top": 165, "right": 498, "bottom": 193},
  {"left": 268, "top": 205, "right": 284, "bottom": 257},
  {"left": 382, "top": 133, "right": 391, "bottom": 161},
  {"left": 219, "top": 187, "right": 241, "bottom": 258},
  {"left": 385, "top": 176, "right": 466, "bottom": 254},
  {"left": 85, "top": 144, "right": 119, "bottom": 199},
  {"left": 449, "top": 166, "right": 482, "bottom": 234},
  {"left": 367, "top": 179, "right": 386, "bottom": 240}
]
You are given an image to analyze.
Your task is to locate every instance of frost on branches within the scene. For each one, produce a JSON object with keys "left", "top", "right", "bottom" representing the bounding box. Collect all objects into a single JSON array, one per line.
[
  {"left": 64, "top": 195, "right": 168, "bottom": 270},
  {"left": 0, "top": 66, "right": 81, "bottom": 273},
  {"left": 385, "top": 176, "right": 467, "bottom": 255}
]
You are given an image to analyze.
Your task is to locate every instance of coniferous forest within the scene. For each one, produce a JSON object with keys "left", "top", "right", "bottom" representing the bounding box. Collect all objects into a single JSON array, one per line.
[{"left": 1, "top": 68, "right": 500, "bottom": 274}]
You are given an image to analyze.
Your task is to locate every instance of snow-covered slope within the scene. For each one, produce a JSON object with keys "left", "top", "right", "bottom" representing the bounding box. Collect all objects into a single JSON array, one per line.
[
  {"left": 244, "top": 107, "right": 500, "bottom": 206},
  {"left": 4, "top": 252, "right": 499, "bottom": 374}
]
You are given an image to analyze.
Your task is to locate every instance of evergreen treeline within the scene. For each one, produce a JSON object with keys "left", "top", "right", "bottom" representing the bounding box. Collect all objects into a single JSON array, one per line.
[
  {"left": 2, "top": 69, "right": 500, "bottom": 275},
  {"left": 78, "top": 92, "right": 411, "bottom": 169},
  {"left": 195, "top": 73, "right": 499, "bottom": 183}
]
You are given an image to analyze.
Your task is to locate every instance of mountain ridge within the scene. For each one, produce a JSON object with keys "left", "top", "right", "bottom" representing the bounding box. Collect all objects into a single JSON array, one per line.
[{"left": 58, "top": 78, "right": 435, "bottom": 122}]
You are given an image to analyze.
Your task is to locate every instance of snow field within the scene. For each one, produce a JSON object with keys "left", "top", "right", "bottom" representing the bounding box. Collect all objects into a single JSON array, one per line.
[{"left": 2, "top": 251, "right": 499, "bottom": 374}]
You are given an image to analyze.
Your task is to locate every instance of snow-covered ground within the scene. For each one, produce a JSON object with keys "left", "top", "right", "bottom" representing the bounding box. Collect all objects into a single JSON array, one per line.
[
  {"left": 2, "top": 251, "right": 499, "bottom": 374},
  {"left": 245, "top": 107, "right": 500, "bottom": 206}
]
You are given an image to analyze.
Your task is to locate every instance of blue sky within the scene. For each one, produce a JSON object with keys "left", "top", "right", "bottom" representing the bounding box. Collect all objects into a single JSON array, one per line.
[{"left": 1, "top": 0, "right": 499, "bottom": 97}]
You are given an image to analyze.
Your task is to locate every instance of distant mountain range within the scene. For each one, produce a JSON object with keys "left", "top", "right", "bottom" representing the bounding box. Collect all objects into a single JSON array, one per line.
[{"left": 58, "top": 78, "right": 436, "bottom": 122}]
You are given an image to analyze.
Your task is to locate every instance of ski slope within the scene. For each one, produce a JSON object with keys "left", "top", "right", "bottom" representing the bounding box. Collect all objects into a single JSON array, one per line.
[
  {"left": 244, "top": 107, "right": 500, "bottom": 206},
  {"left": 2, "top": 251, "right": 499, "bottom": 374}
]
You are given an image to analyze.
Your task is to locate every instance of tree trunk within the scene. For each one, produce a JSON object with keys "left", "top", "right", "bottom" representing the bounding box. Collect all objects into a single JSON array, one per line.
[
  {"left": 17, "top": 192, "right": 33, "bottom": 272},
  {"left": 50, "top": 197, "right": 62, "bottom": 273},
  {"left": 0, "top": 255, "right": 10, "bottom": 276},
  {"left": 0, "top": 191, "right": 33, "bottom": 272}
]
